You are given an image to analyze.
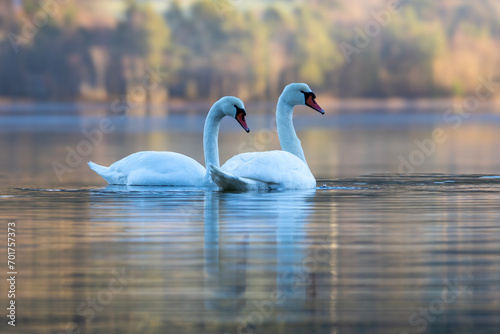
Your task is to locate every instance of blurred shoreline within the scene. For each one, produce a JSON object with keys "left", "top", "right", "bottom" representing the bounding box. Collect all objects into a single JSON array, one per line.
[
  {"left": 0, "top": 97, "right": 499, "bottom": 116},
  {"left": 1, "top": 1, "right": 499, "bottom": 104}
]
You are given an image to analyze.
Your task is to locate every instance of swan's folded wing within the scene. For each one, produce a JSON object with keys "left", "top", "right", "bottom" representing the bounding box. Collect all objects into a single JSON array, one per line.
[
  {"left": 109, "top": 151, "right": 205, "bottom": 176},
  {"left": 100, "top": 151, "right": 206, "bottom": 186},
  {"left": 221, "top": 151, "right": 315, "bottom": 188}
]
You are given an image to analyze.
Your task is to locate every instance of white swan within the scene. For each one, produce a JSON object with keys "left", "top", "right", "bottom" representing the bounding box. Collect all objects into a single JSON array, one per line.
[
  {"left": 88, "top": 96, "right": 249, "bottom": 186},
  {"left": 210, "top": 83, "right": 324, "bottom": 191}
]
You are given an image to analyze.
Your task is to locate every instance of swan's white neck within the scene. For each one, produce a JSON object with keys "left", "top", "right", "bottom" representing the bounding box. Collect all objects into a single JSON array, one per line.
[
  {"left": 276, "top": 97, "right": 307, "bottom": 164},
  {"left": 203, "top": 104, "right": 224, "bottom": 181}
]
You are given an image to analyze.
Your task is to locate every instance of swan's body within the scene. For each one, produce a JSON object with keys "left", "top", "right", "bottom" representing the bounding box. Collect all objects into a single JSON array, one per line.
[
  {"left": 88, "top": 152, "right": 206, "bottom": 186},
  {"left": 211, "top": 83, "right": 324, "bottom": 191},
  {"left": 88, "top": 97, "right": 249, "bottom": 186},
  {"left": 211, "top": 151, "right": 315, "bottom": 191}
]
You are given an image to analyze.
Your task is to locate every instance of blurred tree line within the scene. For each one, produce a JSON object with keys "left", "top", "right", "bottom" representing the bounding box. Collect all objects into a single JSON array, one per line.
[{"left": 0, "top": 0, "right": 498, "bottom": 104}]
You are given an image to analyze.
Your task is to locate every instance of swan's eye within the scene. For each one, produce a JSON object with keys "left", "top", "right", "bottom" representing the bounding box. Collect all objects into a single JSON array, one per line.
[
  {"left": 235, "top": 105, "right": 246, "bottom": 116},
  {"left": 301, "top": 91, "right": 316, "bottom": 103}
]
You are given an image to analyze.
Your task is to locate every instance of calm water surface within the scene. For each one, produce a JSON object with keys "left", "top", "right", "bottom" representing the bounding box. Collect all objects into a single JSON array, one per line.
[{"left": 1, "top": 108, "right": 500, "bottom": 333}]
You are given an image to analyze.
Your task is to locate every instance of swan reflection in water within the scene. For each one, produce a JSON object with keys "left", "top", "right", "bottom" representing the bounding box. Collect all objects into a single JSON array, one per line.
[
  {"left": 203, "top": 190, "right": 248, "bottom": 311},
  {"left": 87, "top": 185, "right": 337, "bottom": 332},
  {"left": 203, "top": 189, "right": 336, "bottom": 330}
]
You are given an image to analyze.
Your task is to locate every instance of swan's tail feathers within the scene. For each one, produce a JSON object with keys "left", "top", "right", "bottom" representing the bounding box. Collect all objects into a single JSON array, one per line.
[
  {"left": 88, "top": 161, "right": 123, "bottom": 185},
  {"left": 209, "top": 165, "right": 253, "bottom": 191}
]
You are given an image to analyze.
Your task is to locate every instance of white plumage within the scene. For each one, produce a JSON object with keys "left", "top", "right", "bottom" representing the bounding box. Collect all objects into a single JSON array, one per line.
[
  {"left": 89, "top": 152, "right": 206, "bottom": 186},
  {"left": 88, "top": 96, "right": 249, "bottom": 186},
  {"left": 211, "top": 151, "right": 315, "bottom": 191},
  {"left": 211, "top": 83, "right": 324, "bottom": 191}
]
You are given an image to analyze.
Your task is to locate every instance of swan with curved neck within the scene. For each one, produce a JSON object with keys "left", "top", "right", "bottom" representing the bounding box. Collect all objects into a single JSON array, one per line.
[
  {"left": 210, "top": 83, "right": 324, "bottom": 191},
  {"left": 277, "top": 83, "right": 324, "bottom": 163},
  {"left": 88, "top": 96, "right": 249, "bottom": 186}
]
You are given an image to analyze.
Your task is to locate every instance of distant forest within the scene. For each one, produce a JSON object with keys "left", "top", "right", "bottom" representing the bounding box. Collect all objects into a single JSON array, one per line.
[{"left": 0, "top": 0, "right": 499, "bottom": 103}]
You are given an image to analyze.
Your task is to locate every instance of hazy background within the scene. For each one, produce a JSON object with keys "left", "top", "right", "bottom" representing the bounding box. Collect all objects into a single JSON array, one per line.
[
  {"left": 1, "top": 0, "right": 500, "bottom": 185},
  {"left": 0, "top": 0, "right": 499, "bottom": 112}
]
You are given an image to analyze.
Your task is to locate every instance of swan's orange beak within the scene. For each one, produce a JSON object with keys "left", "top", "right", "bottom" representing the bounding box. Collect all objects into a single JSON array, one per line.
[
  {"left": 305, "top": 94, "right": 325, "bottom": 114},
  {"left": 236, "top": 110, "right": 250, "bottom": 133}
]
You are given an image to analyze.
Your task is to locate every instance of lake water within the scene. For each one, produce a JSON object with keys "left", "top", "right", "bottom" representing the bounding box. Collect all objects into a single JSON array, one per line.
[{"left": 1, "top": 105, "right": 500, "bottom": 333}]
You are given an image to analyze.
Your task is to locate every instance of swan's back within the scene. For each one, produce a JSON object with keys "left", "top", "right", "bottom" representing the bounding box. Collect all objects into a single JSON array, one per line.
[
  {"left": 221, "top": 150, "right": 316, "bottom": 189},
  {"left": 109, "top": 152, "right": 202, "bottom": 174}
]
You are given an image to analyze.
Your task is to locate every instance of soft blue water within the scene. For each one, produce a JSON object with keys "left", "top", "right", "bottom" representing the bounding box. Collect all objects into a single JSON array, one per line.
[{"left": 1, "top": 110, "right": 500, "bottom": 333}]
